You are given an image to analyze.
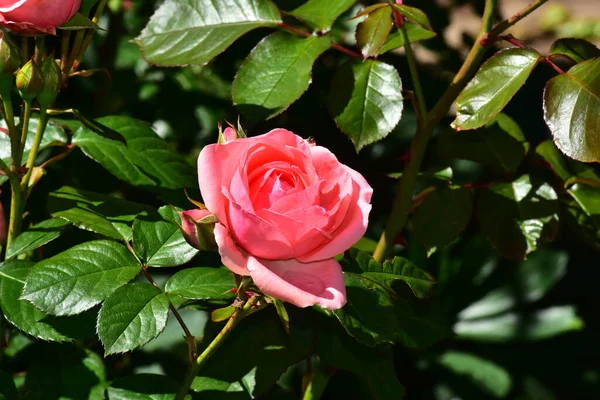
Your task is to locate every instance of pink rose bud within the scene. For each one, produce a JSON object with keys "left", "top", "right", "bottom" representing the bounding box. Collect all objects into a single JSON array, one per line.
[
  {"left": 219, "top": 127, "right": 237, "bottom": 144},
  {"left": 0, "top": 0, "right": 82, "bottom": 35},
  {"left": 197, "top": 128, "right": 373, "bottom": 310},
  {"left": 179, "top": 208, "right": 219, "bottom": 251}
]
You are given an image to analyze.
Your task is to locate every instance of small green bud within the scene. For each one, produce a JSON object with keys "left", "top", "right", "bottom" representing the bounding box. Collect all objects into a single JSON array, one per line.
[
  {"left": 0, "top": 34, "right": 20, "bottom": 96},
  {"left": 16, "top": 59, "right": 43, "bottom": 103},
  {"left": 37, "top": 57, "right": 61, "bottom": 109}
]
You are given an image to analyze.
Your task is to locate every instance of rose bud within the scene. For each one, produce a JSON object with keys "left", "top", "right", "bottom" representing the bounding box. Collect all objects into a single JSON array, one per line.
[
  {"left": 37, "top": 56, "right": 61, "bottom": 109},
  {"left": 179, "top": 208, "right": 219, "bottom": 252},
  {"left": 0, "top": 32, "right": 19, "bottom": 96},
  {"left": 16, "top": 59, "right": 42, "bottom": 102}
]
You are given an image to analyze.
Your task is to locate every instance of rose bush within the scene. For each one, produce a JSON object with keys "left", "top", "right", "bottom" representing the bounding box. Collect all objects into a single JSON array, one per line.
[
  {"left": 189, "top": 129, "right": 372, "bottom": 310},
  {"left": 0, "top": 0, "right": 81, "bottom": 34}
]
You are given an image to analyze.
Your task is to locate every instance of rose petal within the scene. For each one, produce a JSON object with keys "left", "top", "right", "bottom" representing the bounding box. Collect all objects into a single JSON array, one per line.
[
  {"left": 247, "top": 257, "right": 346, "bottom": 309},
  {"left": 214, "top": 223, "right": 250, "bottom": 276}
]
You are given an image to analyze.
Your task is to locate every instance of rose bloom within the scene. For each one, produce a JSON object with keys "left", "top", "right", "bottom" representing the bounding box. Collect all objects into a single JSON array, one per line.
[
  {"left": 0, "top": 0, "right": 81, "bottom": 34},
  {"left": 194, "top": 128, "right": 372, "bottom": 310}
]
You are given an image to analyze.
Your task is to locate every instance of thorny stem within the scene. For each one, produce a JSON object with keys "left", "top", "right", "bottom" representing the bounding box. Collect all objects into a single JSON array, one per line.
[
  {"left": 175, "top": 295, "right": 261, "bottom": 400},
  {"left": 485, "top": 0, "right": 550, "bottom": 39},
  {"left": 373, "top": 0, "right": 500, "bottom": 262},
  {"left": 278, "top": 23, "right": 362, "bottom": 58}
]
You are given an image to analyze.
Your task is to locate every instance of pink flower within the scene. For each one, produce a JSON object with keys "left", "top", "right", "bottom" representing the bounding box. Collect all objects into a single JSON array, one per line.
[
  {"left": 196, "top": 129, "right": 372, "bottom": 310},
  {"left": 0, "top": 0, "right": 81, "bottom": 35}
]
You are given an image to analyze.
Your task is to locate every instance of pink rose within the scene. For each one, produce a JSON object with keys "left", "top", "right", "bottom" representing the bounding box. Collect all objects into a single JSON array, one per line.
[
  {"left": 196, "top": 129, "right": 372, "bottom": 310},
  {"left": 0, "top": 0, "right": 81, "bottom": 35}
]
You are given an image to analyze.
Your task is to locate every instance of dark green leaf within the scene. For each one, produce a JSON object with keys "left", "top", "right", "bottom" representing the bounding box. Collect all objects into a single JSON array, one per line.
[
  {"left": 22, "top": 240, "right": 141, "bottom": 316},
  {"left": 543, "top": 57, "right": 600, "bottom": 162},
  {"left": 377, "top": 22, "right": 436, "bottom": 54},
  {"left": 6, "top": 218, "right": 71, "bottom": 259},
  {"left": 535, "top": 140, "right": 573, "bottom": 181},
  {"left": 48, "top": 186, "right": 153, "bottom": 241},
  {"left": 164, "top": 267, "right": 235, "bottom": 299},
  {"left": 0, "top": 370, "right": 17, "bottom": 400},
  {"left": 330, "top": 60, "right": 403, "bottom": 151},
  {"left": 439, "top": 113, "right": 529, "bottom": 173},
  {"left": 454, "top": 305, "right": 584, "bottom": 342},
  {"left": 412, "top": 187, "right": 473, "bottom": 249},
  {"left": 477, "top": 175, "right": 559, "bottom": 261},
  {"left": 549, "top": 38, "right": 600, "bottom": 63},
  {"left": 0, "top": 118, "right": 68, "bottom": 185},
  {"left": 437, "top": 351, "right": 512, "bottom": 398},
  {"left": 135, "top": 0, "right": 281, "bottom": 66},
  {"left": 72, "top": 116, "right": 197, "bottom": 189},
  {"left": 393, "top": 4, "right": 433, "bottom": 31},
  {"left": 563, "top": 183, "right": 600, "bottom": 250},
  {"left": 97, "top": 283, "right": 170, "bottom": 355},
  {"left": 289, "top": 0, "right": 355, "bottom": 32},
  {"left": 107, "top": 374, "right": 181, "bottom": 400},
  {"left": 58, "top": 12, "right": 99, "bottom": 30},
  {"left": 453, "top": 48, "right": 542, "bottom": 130},
  {"left": 0, "top": 260, "right": 70, "bottom": 341},
  {"left": 233, "top": 32, "right": 331, "bottom": 121},
  {"left": 458, "top": 250, "right": 568, "bottom": 320},
  {"left": 356, "top": 6, "right": 392, "bottom": 58},
  {"left": 133, "top": 206, "right": 198, "bottom": 267}
]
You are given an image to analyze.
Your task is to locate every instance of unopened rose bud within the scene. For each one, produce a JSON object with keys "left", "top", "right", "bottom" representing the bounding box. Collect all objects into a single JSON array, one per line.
[
  {"left": 0, "top": 33, "right": 20, "bottom": 96},
  {"left": 179, "top": 209, "right": 218, "bottom": 251},
  {"left": 16, "top": 59, "right": 43, "bottom": 102},
  {"left": 37, "top": 57, "right": 61, "bottom": 109}
]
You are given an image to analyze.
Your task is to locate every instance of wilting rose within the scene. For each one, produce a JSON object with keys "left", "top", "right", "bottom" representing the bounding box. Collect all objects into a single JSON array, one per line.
[
  {"left": 190, "top": 128, "right": 372, "bottom": 310},
  {"left": 0, "top": 0, "right": 81, "bottom": 35}
]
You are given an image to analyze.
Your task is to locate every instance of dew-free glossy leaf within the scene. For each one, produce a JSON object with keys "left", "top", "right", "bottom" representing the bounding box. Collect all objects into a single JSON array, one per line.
[
  {"left": 439, "top": 113, "right": 529, "bottom": 173},
  {"left": 107, "top": 374, "right": 181, "bottom": 400},
  {"left": 165, "top": 267, "right": 235, "bottom": 299},
  {"left": 564, "top": 183, "right": 600, "bottom": 250},
  {"left": 22, "top": 240, "right": 141, "bottom": 316},
  {"left": 98, "top": 283, "right": 170, "bottom": 355},
  {"left": 543, "top": 57, "right": 600, "bottom": 162},
  {"left": 330, "top": 60, "right": 403, "bottom": 151},
  {"left": 356, "top": 6, "right": 392, "bottom": 58},
  {"left": 393, "top": 4, "right": 433, "bottom": 31},
  {"left": 453, "top": 48, "right": 542, "bottom": 130},
  {"left": 454, "top": 306, "right": 583, "bottom": 342},
  {"left": 458, "top": 250, "right": 568, "bottom": 320},
  {"left": 6, "top": 218, "right": 71, "bottom": 259},
  {"left": 233, "top": 32, "right": 331, "bottom": 121},
  {"left": 135, "top": 0, "right": 281, "bottom": 66},
  {"left": 48, "top": 186, "right": 154, "bottom": 241},
  {"left": 437, "top": 351, "right": 512, "bottom": 398},
  {"left": 412, "top": 187, "right": 473, "bottom": 250},
  {"left": 536, "top": 140, "right": 573, "bottom": 181},
  {"left": 549, "top": 38, "right": 600, "bottom": 63},
  {"left": 0, "top": 260, "right": 70, "bottom": 341},
  {"left": 133, "top": 206, "right": 198, "bottom": 267},
  {"left": 377, "top": 22, "right": 436, "bottom": 54},
  {"left": 289, "top": 0, "right": 355, "bottom": 32},
  {"left": 72, "top": 116, "right": 196, "bottom": 189},
  {"left": 477, "top": 175, "right": 559, "bottom": 261}
]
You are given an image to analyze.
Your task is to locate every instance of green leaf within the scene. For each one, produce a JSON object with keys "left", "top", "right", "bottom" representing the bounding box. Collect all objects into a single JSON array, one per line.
[
  {"left": 377, "top": 22, "right": 436, "bottom": 54},
  {"left": 135, "top": 0, "right": 281, "bottom": 66},
  {"left": 437, "top": 351, "right": 512, "bottom": 398},
  {"left": 22, "top": 240, "right": 141, "bottom": 316},
  {"left": 549, "top": 38, "right": 600, "bottom": 63},
  {"left": 439, "top": 113, "right": 529, "bottom": 173},
  {"left": 454, "top": 305, "right": 584, "bottom": 342},
  {"left": 72, "top": 116, "right": 197, "bottom": 189},
  {"left": 58, "top": 12, "right": 99, "bottom": 30},
  {"left": 107, "top": 374, "right": 182, "bottom": 400},
  {"left": 453, "top": 48, "right": 543, "bottom": 130},
  {"left": 97, "top": 283, "right": 170, "bottom": 355},
  {"left": 458, "top": 250, "right": 568, "bottom": 320},
  {"left": 393, "top": 4, "right": 433, "bottom": 31},
  {"left": 6, "top": 218, "right": 71, "bottom": 259},
  {"left": 164, "top": 267, "right": 235, "bottom": 300},
  {"left": 233, "top": 32, "right": 331, "bottom": 121},
  {"left": 0, "top": 260, "right": 70, "bottom": 342},
  {"left": 535, "top": 140, "right": 573, "bottom": 181},
  {"left": 0, "top": 118, "right": 68, "bottom": 185},
  {"left": 330, "top": 60, "right": 403, "bottom": 151},
  {"left": 289, "top": 0, "right": 355, "bottom": 32},
  {"left": 477, "top": 175, "right": 559, "bottom": 261},
  {"left": 356, "top": 6, "right": 392, "bottom": 58},
  {"left": 543, "top": 57, "right": 600, "bottom": 162},
  {"left": 133, "top": 207, "right": 198, "bottom": 267},
  {"left": 48, "top": 186, "right": 153, "bottom": 241},
  {"left": 0, "top": 370, "right": 17, "bottom": 400},
  {"left": 412, "top": 187, "right": 473, "bottom": 250},
  {"left": 563, "top": 183, "right": 600, "bottom": 250}
]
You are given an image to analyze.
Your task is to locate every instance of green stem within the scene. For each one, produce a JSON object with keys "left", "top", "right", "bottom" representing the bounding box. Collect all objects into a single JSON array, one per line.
[
  {"left": 33, "top": 36, "right": 44, "bottom": 65},
  {"left": 18, "top": 100, "right": 32, "bottom": 160},
  {"left": 3, "top": 96, "right": 19, "bottom": 167},
  {"left": 20, "top": 37, "right": 28, "bottom": 65},
  {"left": 372, "top": 0, "right": 499, "bottom": 263},
  {"left": 486, "top": 0, "right": 549, "bottom": 39},
  {"left": 396, "top": 17, "right": 427, "bottom": 119},
  {"left": 175, "top": 295, "right": 261, "bottom": 400},
  {"left": 5, "top": 177, "right": 23, "bottom": 252},
  {"left": 73, "top": 0, "right": 109, "bottom": 70},
  {"left": 62, "top": 30, "right": 85, "bottom": 78},
  {"left": 21, "top": 107, "right": 47, "bottom": 193}
]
